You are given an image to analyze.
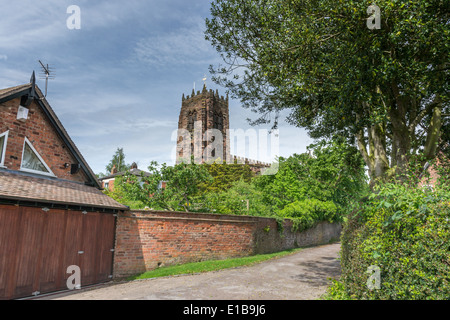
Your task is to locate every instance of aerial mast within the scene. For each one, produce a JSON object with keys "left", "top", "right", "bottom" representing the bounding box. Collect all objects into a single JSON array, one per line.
[{"left": 38, "top": 60, "right": 55, "bottom": 98}]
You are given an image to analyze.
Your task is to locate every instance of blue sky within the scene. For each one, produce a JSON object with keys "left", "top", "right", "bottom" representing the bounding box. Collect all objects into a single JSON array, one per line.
[{"left": 0, "top": 0, "right": 313, "bottom": 175}]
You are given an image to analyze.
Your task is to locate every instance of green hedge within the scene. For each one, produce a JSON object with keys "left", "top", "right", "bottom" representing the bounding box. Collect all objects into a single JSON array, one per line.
[
  {"left": 277, "top": 198, "right": 342, "bottom": 232},
  {"left": 326, "top": 183, "right": 450, "bottom": 300}
]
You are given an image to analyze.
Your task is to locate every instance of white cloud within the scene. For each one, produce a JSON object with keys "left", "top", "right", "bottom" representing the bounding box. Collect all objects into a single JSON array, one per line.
[
  {"left": 132, "top": 17, "right": 218, "bottom": 68},
  {"left": 0, "top": 1, "right": 67, "bottom": 52},
  {"left": 0, "top": 68, "right": 32, "bottom": 88},
  {"left": 68, "top": 116, "right": 177, "bottom": 138},
  {"left": 76, "top": 0, "right": 149, "bottom": 29},
  {"left": 0, "top": 0, "right": 150, "bottom": 53},
  {"left": 0, "top": 1, "right": 311, "bottom": 175},
  {"left": 74, "top": 117, "right": 178, "bottom": 174}
]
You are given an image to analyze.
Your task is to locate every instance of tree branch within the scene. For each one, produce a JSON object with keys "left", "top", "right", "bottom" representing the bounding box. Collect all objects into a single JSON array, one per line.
[
  {"left": 356, "top": 129, "right": 370, "bottom": 167},
  {"left": 409, "top": 98, "right": 442, "bottom": 134}
]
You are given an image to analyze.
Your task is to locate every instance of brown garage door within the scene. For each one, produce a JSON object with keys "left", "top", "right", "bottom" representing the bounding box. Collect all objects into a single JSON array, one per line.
[{"left": 0, "top": 205, "right": 116, "bottom": 300}]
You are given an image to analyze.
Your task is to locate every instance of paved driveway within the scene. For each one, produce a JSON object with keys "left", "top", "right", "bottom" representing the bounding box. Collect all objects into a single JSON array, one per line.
[{"left": 48, "top": 243, "right": 341, "bottom": 300}]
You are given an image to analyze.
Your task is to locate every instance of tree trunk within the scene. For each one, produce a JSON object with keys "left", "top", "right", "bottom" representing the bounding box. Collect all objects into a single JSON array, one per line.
[
  {"left": 424, "top": 106, "right": 442, "bottom": 160},
  {"left": 389, "top": 109, "right": 411, "bottom": 178},
  {"left": 356, "top": 123, "right": 389, "bottom": 187}
]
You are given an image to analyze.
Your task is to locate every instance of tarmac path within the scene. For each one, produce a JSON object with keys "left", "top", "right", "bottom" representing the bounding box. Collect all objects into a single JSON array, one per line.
[{"left": 48, "top": 242, "right": 341, "bottom": 300}]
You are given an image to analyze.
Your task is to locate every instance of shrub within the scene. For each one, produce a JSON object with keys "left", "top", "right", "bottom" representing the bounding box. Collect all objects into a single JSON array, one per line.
[
  {"left": 327, "top": 183, "right": 450, "bottom": 300},
  {"left": 200, "top": 179, "right": 273, "bottom": 217},
  {"left": 277, "top": 198, "right": 342, "bottom": 232}
]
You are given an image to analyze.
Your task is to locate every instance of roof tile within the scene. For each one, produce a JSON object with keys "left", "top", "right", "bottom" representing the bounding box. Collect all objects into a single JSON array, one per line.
[{"left": 0, "top": 171, "right": 128, "bottom": 210}]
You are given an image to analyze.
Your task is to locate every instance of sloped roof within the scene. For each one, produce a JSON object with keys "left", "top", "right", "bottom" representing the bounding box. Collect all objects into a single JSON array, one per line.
[
  {"left": 0, "top": 84, "right": 32, "bottom": 98},
  {"left": 0, "top": 171, "right": 128, "bottom": 210},
  {"left": 0, "top": 82, "right": 101, "bottom": 189},
  {"left": 99, "top": 168, "right": 152, "bottom": 181}
]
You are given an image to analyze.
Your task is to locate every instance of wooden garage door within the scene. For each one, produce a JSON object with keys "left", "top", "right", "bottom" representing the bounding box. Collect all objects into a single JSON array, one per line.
[{"left": 0, "top": 205, "right": 116, "bottom": 300}]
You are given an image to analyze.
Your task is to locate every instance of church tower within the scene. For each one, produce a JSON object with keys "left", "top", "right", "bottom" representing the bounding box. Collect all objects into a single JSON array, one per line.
[{"left": 177, "top": 84, "right": 230, "bottom": 164}]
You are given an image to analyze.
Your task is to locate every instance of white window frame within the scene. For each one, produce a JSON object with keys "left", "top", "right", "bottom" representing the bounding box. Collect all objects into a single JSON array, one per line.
[
  {"left": 20, "top": 137, "right": 56, "bottom": 177},
  {"left": 101, "top": 178, "right": 115, "bottom": 190},
  {"left": 0, "top": 130, "right": 9, "bottom": 167}
]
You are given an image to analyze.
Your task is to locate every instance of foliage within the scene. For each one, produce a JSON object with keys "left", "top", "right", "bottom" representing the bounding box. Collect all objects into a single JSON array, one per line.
[
  {"left": 193, "top": 139, "right": 367, "bottom": 238},
  {"left": 109, "top": 140, "right": 367, "bottom": 236},
  {"left": 112, "top": 160, "right": 213, "bottom": 212},
  {"left": 254, "top": 138, "right": 368, "bottom": 210},
  {"left": 200, "top": 179, "right": 272, "bottom": 216},
  {"left": 278, "top": 198, "right": 342, "bottom": 232},
  {"left": 435, "top": 154, "right": 450, "bottom": 188},
  {"left": 196, "top": 139, "right": 367, "bottom": 221},
  {"left": 205, "top": 0, "right": 449, "bottom": 182},
  {"left": 104, "top": 184, "right": 147, "bottom": 210},
  {"left": 105, "top": 147, "right": 130, "bottom": 175},
  {"left": 322, "top": 279, "right": 354, "bottom": 300},
  {"left": 198, "top": 162, "right": 255, "bottom": 194},
  {"left": 96, "top": 172, "right": 106, "bottom": 178},
  {"left": 327, "top": 181, "right": 450, "bottom": 300}
]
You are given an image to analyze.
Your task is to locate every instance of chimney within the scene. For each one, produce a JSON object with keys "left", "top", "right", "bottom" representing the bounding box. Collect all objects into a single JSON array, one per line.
[{"left": 111, "top": 165, "right": 118, "bottom": 175}]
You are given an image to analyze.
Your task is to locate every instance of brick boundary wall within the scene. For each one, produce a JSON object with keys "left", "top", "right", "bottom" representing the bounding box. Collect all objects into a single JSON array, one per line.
[{"left": 113, "top": 210, "right": 342, "bottom": 278}]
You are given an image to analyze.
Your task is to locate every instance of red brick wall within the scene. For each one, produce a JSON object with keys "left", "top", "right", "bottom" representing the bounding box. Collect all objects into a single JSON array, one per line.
[
  {"left": 113, "top": 211, "right": 256, "bottom": 277},
  {"left": 113, "top": 210, "right": 342, "bottom": 278},
  {"left": 0, "top": 97, "right": 87, "bottom": 183}
]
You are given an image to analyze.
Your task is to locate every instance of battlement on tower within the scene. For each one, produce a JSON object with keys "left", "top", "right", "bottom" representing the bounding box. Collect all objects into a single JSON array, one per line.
[
  {"left": 176, "top": 85, "right": 273, "bottom": 175},
  {"left": 182, "top": 84, "right": 229, "bottom": 104},
  {"left": 230, "top": 155, "right": 272, "bottom": 175}
]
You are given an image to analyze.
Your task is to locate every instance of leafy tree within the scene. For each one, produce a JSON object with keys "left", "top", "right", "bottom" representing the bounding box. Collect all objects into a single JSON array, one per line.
[
  {"left": 96, "top": 172, "right": 106, "bottom": 179},
  {"left": 254, "top": 138, "right": 368, "bottom": 210},
  {"left": 113, "top": 161, "right": 213, "bottom": 212},
  {"left": 198, "top": 162, "right": 255, "bottom": 194},
  {"left": 202, "top": 179, "right": 272, "bottom": 216},
  {"left": 199, "top": 139, "right": 366, "bottom": 220},
  {"left": 105, "top": 147, "right": 130, "bottom": 174},
  {"left": 205, "top": 0, "right": 449, "bottom": 185}
]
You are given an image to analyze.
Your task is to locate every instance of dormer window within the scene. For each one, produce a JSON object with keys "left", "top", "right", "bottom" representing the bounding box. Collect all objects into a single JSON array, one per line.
[
  {"left": 20, "top": 137, "right": 55, "bottom": 176},
  {"left": 0, "top": 131, "right": 8, "bottom": 167}
]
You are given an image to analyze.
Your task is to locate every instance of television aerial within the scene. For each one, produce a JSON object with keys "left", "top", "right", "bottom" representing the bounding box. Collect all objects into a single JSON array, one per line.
[{"left": 38, "top": 60, "right": 55, "bottom": 98}]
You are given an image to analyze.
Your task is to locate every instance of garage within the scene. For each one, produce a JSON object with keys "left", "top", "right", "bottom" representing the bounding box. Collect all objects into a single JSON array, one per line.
[
  {"left": 0, "top": 170, "right": 127, "bottom": 300},
  {"left": 0, "top": 204, "right": 117, "bottom": 299},
  {"left": 0, "top": 81, "right": 128, "bottom": 299}
]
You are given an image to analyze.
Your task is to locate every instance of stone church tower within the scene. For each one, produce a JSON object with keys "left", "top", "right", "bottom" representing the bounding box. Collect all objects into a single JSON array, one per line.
[{"left": 177, "top": 84, "right": 231, "bottom": 164}]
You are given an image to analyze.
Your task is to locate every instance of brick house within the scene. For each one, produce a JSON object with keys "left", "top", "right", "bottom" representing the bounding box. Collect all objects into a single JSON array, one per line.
[{"left": 0, "top": 77, "right": 128, "bottom": 299}]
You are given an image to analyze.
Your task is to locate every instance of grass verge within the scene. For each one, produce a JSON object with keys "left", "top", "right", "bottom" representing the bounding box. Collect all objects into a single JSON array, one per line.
[{"left": 127, "top": 248, "right": 303, "bottom": 281}]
